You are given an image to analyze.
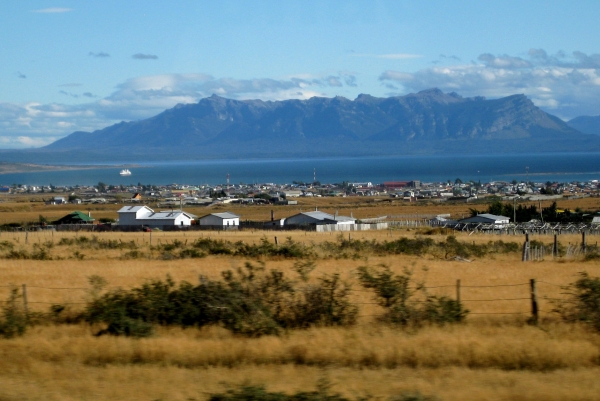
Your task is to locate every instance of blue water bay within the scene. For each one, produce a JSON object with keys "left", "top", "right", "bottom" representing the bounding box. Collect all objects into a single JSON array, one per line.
[{"left": 2, "top": 153, "right": 599, "bottom": 187}]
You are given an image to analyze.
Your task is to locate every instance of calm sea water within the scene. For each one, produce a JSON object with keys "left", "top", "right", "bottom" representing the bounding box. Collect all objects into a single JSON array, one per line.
[{"left": 1, "top": 153, "right": 599, "bottom": 187}]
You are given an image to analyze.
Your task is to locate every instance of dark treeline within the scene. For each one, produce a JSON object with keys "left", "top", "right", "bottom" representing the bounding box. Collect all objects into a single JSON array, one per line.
[{"left": 470, "top": 200, "right": 596, "bottom": 223}]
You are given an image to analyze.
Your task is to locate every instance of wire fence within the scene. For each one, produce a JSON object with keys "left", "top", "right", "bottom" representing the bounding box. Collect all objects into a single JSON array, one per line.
[{"left": 0, "top": 279, "right": 570, "bottom": 322}]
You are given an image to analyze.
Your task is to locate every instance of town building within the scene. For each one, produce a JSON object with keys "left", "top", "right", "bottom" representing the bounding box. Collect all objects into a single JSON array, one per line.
[
  {"left": 284, "top": 211, "right": 356, "bottom": 226},
  {"left": 458, "top": 213, "right": 510, "bottom": 228},
  {"left": 54, "top": 211, "right": 95, "bottom": 225},
  {"left": 117, "top": 205, "right": 194, "bottom": 227},
  {"left": 198, "top": 212, "right": 240, "bottom": 228}
]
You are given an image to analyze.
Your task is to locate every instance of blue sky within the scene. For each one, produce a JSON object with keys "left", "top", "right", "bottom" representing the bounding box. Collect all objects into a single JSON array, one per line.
[{"left": 2, "top": 1, "right": 600, "bottom": 148}]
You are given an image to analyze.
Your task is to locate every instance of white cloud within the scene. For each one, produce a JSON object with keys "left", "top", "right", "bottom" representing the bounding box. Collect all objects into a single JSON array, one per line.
[
  {"left": 0, "top": 135, "right": 57, "bottom": 148},
  {"left": 0, "top": 72, "right": 359, "bottom": 147},
  {"left": 32, "top": 8, "right": 73, "bottom": 13},
  {"left": 379, "top": 49, "right": 600, "bottom": 119}
]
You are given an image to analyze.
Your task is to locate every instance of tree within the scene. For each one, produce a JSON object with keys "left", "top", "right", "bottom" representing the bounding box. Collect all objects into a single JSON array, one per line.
[
  {"left": 97, "top": 182, "right": 107, "bottom": 193},
  {"left": 487, "top": 200, "right": 504, "bottom": 216}
]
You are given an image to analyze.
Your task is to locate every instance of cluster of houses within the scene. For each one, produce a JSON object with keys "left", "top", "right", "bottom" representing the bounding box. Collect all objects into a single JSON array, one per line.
[
  {"left": 49, "top": 205, "right": 369, "bottom": 231},
  {"left": 3, "top": 178, "right": 599, "bottom": 207},
  {"left": 52, "top": 204, "right": 518, "bottom": 232},
  {"left": 113, "top": 206, "right": 362, "bottom": 230}
]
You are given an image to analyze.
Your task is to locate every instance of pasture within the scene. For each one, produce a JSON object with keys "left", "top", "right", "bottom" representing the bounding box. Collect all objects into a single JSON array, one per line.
[{"left": 0, "top": 196, "right": 599, "bottom": 400}]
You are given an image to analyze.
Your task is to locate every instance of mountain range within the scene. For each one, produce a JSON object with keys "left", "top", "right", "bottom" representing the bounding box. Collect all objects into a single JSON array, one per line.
[{"left": 4, "top": 89, "right": 600, "bottom": 163}]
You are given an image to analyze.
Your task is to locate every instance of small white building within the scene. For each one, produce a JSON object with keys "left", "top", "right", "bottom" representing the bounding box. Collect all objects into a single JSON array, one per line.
[
  {"left": 198, "top": 212, "right": 240, "bottom": 227},
  {"left": 52, "top": 196, "right": 67, "bottom": 204},
  {"left": 283, "top": 190, "right": 303, "bottom": 198},
  {"left": 117, "top": 205, "right": 194, "bottom": 227}
]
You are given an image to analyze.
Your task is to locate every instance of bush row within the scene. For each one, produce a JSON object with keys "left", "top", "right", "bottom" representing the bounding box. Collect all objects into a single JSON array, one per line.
[
  {"left": 0, "top": 234, "right": 522, "bottom": 261},
  {"left": 81, "top": 262, "right": 468, "bottom": 337}
]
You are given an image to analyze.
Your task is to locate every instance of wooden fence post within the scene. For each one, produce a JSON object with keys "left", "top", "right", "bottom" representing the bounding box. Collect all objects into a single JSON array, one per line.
[
  {"left": 530, "top": 279, "right": 538, "bottom": 324},
  {"left": 553, "top": 234, "right": 558, "bottom": 257},
  {"left": 456, "top": 279, "right": 461, "bottom": 304},
  {"left": 582, "top": 231, "right": 587, "bottom": 254},
  {"left": 522, "top": 233, "right": 530, "bottom": 262},
  {"left": 274, "top": 236, "right": 279, "bottom": 246}
]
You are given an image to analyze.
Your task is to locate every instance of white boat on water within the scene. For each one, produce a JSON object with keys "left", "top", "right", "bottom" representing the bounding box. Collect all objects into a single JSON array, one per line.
[{"left": 120, "top": 169, "right": 132, "bottom": 176}]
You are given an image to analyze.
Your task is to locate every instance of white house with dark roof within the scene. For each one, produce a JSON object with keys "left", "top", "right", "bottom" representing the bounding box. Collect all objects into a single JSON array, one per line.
[
  {"left": 458, "top": 213, "right": 510, "bottom": 228},
  {"left": 198, "top": 212, "right": 240, "bottom": 227},
  {"left": 284, "top": 211, "right": 356, "bottom": 226},
  {"left": 117, "top": 205, "right": 194, "bottom": 227}
]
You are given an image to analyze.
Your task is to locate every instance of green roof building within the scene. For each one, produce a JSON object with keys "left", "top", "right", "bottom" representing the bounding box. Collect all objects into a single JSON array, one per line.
[{"left": 54, "top": 211, "right": 95, "bottom": 225}]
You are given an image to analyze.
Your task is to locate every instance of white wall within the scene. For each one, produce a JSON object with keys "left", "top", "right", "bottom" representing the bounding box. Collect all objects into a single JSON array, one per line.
[{"left": 199, "top": 215, "right": 239, "bottom": 226}]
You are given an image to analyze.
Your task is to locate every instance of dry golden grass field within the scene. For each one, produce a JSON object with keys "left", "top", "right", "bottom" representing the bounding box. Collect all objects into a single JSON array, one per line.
[{"left": 0, "top": 197, "right": 600, "bottom": 400}]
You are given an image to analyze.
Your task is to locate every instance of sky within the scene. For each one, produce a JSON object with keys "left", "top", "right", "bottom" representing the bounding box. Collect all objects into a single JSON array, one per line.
[{"left": 2, "top": 0, "right": 600, "bottom": 149}]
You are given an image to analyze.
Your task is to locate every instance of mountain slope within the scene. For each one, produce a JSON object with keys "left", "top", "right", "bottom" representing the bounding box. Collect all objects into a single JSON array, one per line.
[
  {"left": 42, "top": 89, "right": 600, "bottom": 159},
  {"left": 568, "top": 115, "right": 600, "bottom": 136}
]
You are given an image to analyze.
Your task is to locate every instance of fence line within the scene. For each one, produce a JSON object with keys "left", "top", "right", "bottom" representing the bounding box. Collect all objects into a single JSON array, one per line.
[{"left": 0, "top": 278, "right": 570, "bottom": 322}]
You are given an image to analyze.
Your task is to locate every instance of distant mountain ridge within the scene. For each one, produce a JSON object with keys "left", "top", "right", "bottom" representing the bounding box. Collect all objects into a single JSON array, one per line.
[
  {"left": 33, "top": 89, "right": 600, "bottom": 161},
  {"left": 568, "top": 115, "right": 600, "bottom": 136}
]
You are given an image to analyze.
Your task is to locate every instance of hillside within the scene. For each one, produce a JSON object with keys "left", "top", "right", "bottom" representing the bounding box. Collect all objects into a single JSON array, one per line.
[{"left": 568, "top": 115, "right": 600, "bottom": 136}]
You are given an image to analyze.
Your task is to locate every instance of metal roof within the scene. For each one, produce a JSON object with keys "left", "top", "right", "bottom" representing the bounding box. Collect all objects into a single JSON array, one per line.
[
  {"left": 459, "top": 214, "right": 510, "bottom": 223},
  {"left": 297, "top": 211, "right": 335, "bottom": 220},
  {"left": 141, "top": 211, "right": 194, "bottom": 220},
  {"left": 476, "top": 214, "right": 510, "bottom": 220},
  {"left": 117, "top": 205, "right": 153, "bottom": 213},
  {"left": 201, "top": 212, "right": 240, "bottom": 219}
]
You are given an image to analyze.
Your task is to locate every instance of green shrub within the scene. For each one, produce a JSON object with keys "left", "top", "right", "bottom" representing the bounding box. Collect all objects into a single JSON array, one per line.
[
  {"left": 83, "top": 263, "right": 358, "bottom": 337},
  {"left": 389, "top": 392, "right": 438, "bottom": 401},
  {"left": 58, "top": 235, "right": 137, "bottom": 250},
  {"left": 5, "top": 249, "right": 30, "bottom": 259},
  {"left": 285, "top": 273, "right": 358, "bottom": 328},
  {"left": 0, "top": 288, "right": 28, "bottom": 338},
  {"left": 121, "top": 250, "right": 146, "bottom": 259},
  {"left": 178, "top": 248, "right": 206, "bottom": 258},
  {"left": 209, "top": 382, "right": 352, "bottom": 401},
  {"left": 0, "top": 241, "right": 14, "bottom": 251},
  {"left": 555, "top": 272, "right": 600, "bottom": 331},
  {"left": 358, "top": 264, "right": 467, "bottom": 326}
]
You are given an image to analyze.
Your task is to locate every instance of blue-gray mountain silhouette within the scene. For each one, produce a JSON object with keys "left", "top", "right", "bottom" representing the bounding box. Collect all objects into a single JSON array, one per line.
[
  {"left": 568, "top": 115, "right": 600, "bottom": 136},
  {"left": 41, "top": 88, "right": 600, "bottom": 159}
]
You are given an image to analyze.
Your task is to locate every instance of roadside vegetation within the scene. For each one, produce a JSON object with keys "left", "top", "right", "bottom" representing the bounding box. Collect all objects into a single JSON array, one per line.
[{"left": 0, "top": 233, "right": 526, "bottom": 261}]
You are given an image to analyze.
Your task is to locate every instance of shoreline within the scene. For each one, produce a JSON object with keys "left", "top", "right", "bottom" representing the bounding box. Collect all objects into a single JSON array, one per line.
[{"left": 0, "top": 162, "right": 143, "bottom": 175}]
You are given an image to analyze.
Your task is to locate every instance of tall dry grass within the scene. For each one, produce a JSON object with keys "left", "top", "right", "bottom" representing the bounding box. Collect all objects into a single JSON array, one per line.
[
  {"left": 3, "top": 323, "right": 596, "bottom": 371},
  {"left": 1, "top": 228, "right": 600, "bottom": 400},
  {"left": 0, "top": 323, "right": 599, "bottom": 400}
]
